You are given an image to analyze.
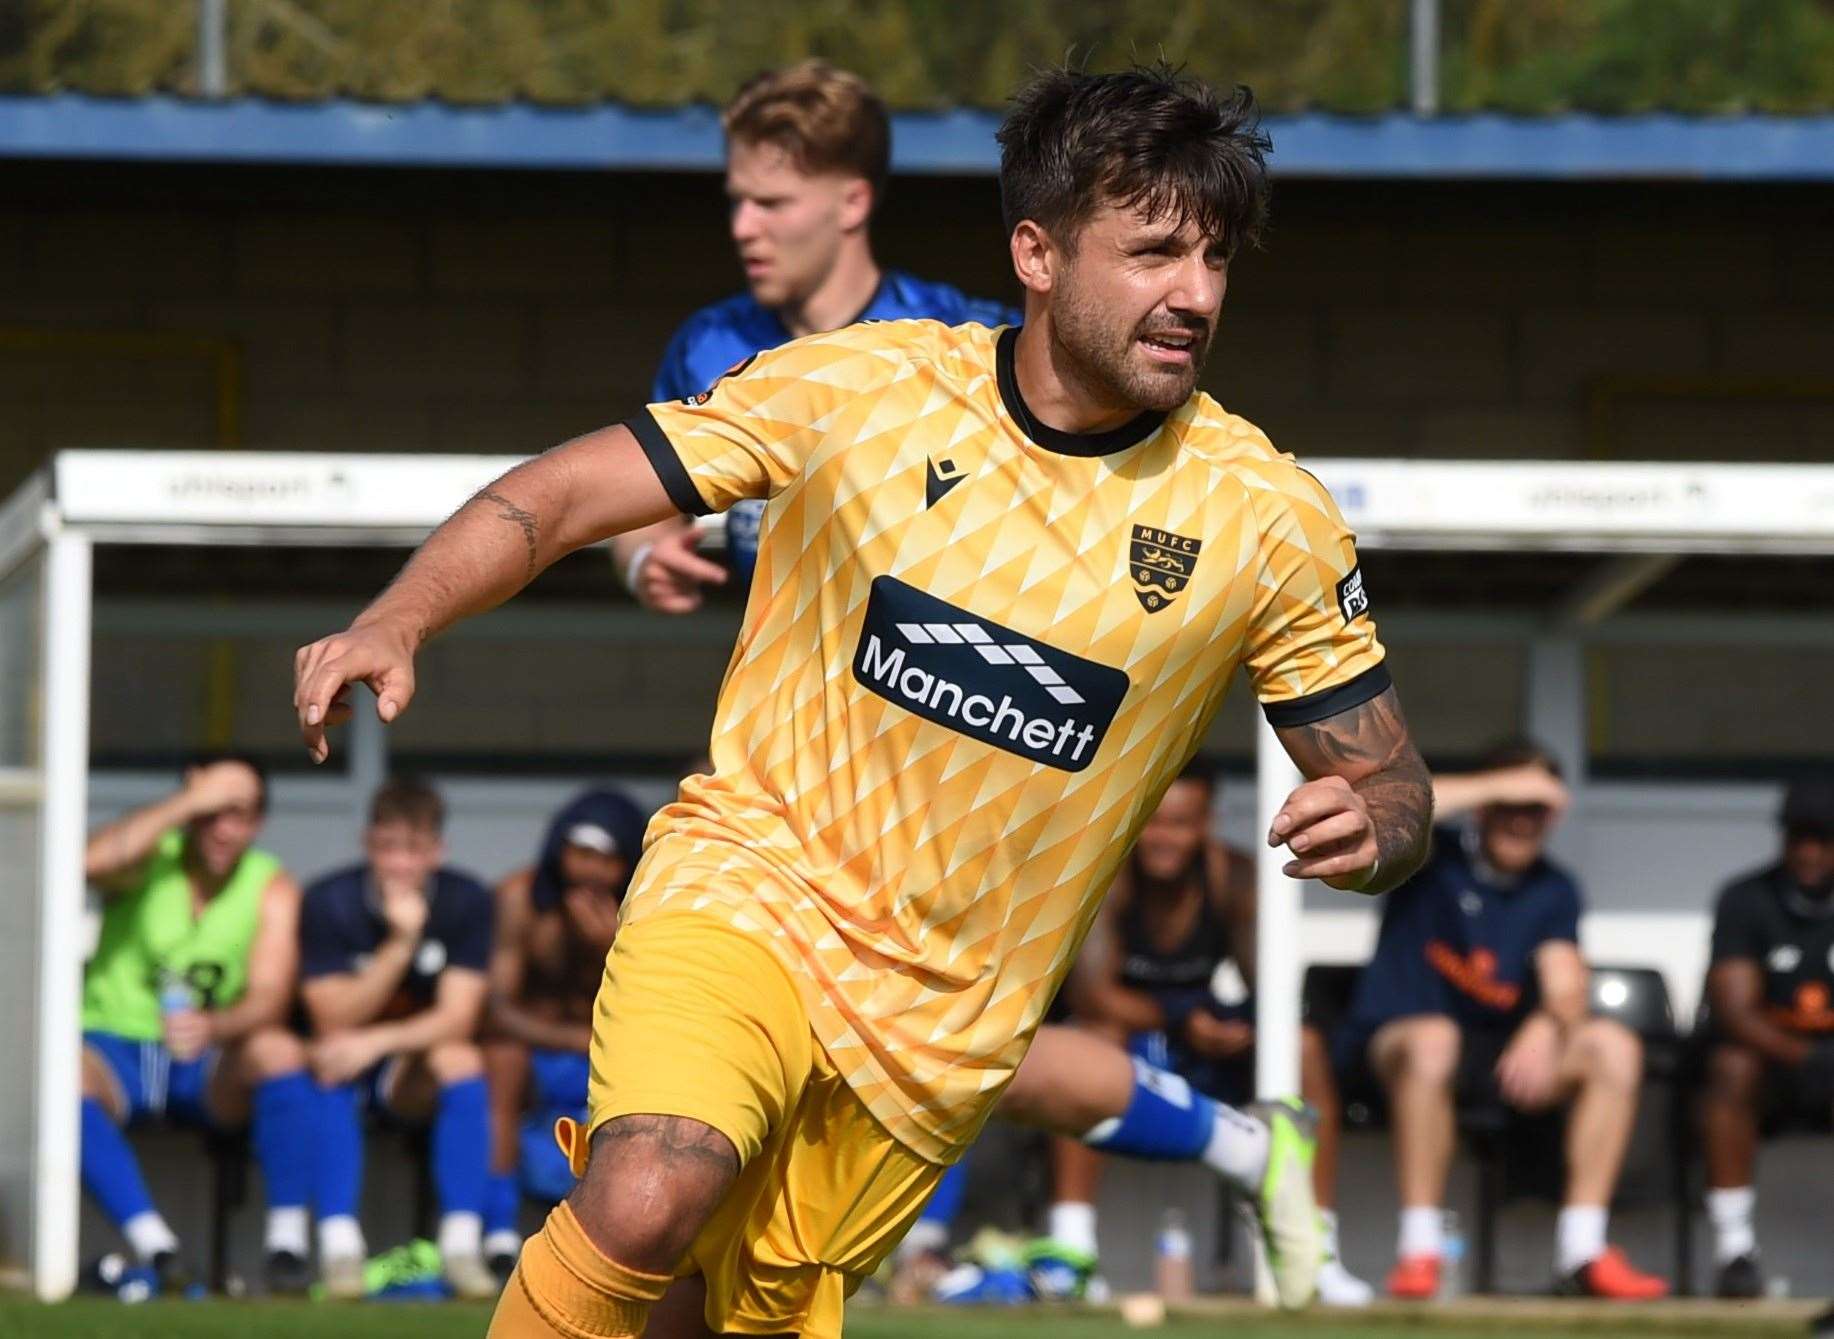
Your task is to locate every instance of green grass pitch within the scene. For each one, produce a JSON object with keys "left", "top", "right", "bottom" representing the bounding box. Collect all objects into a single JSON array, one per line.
[{"left": 0, "top": 1299, "right": 1812, "bottom": 1339}]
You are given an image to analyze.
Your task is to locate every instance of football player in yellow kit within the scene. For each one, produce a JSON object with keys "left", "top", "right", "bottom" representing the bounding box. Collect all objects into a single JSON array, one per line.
[{"left": 294, "top": 64, "right": 1432, "bottom": 1338}]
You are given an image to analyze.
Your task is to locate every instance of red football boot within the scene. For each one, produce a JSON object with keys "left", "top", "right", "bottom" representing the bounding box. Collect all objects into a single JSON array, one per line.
[
  {"left": 1556, "top": 1246, "right": 1669, "bottom": 1300},
  {"left": 1386, "top": 1253, "right": 1442, "bottom": 1300}
]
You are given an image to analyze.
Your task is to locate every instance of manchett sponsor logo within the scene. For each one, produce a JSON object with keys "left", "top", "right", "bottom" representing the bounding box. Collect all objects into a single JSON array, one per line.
[{"left": 852, "top": 577, "right": 1129, "bottom": 772}]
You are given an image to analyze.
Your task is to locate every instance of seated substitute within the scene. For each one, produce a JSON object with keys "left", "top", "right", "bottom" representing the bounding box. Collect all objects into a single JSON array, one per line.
[
  {"left": 483, "top": 788, "right": 647, "bottom": 1277},
  {"left": 299, "top": 777, "right": 496, "bottom": 1299},
  {"left": 79, "top": 755, "right": 316, "bottom": 1294},
  {"left": 1699, "top": 776, "right": 1834, "bottom": 1299},
  {"left": 1055, "top": 761, "right": 1373, "bottom": 1305},
  {"left": 1337, "top": 740, "right": 1667, "bottom": 1300}
]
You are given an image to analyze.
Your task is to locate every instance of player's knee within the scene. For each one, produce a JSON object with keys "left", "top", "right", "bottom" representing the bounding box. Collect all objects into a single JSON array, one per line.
[
  {"left": 428, "top": 1039, "right": 484, "bottom": 1085},
  {"left": 1707, "top": 1042, "right": 1763, "bottom": 1103},
  {"left": 1578, "top": 1017, "right": 1642, "bottom": 1087},
  {"left": 1393, "top": 1016, "right": 1461, "bottom": 1087},
  {"left": 567, "top": 1116, "right": 738, "bottom": 1274},
  {"left": 241, "top": 1026, "right": 307, "bottom": 1081},
  {"left": 80, "top": 1048, "right": 124, "bottom": 1116}
]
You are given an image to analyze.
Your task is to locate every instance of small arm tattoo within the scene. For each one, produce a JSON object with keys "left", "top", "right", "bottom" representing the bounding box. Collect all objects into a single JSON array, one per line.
[
  {"left": 1277, "top": 687, "right": 1433, "bottom": 893},
  {"left": 479, "top": 488, "right": 539, "bottom": 580}
]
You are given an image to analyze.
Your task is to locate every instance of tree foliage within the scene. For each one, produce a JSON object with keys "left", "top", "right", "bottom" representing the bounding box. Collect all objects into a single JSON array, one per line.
[{"left": 2, "top": 0, "right": 1830, "bottom": 113}]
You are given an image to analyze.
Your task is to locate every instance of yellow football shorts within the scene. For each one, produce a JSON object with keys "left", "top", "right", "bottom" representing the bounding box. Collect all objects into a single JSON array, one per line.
[{"left": 569, "top": 909, "right": 945, "bottom": 1338}]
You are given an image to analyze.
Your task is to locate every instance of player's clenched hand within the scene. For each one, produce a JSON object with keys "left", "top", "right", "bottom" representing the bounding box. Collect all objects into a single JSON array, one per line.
[
  {"left": 1267, "top": 775, "right": 1379, "bottom": 891},
  {"left": 635, "top": 524, "right": 727, "bottom": 614},
  {"left": 293, "top": 618, "right": 419, "bottom": 764},
  {"left": 162, "top": 1008, "right": 213, "bottom": 1063}
]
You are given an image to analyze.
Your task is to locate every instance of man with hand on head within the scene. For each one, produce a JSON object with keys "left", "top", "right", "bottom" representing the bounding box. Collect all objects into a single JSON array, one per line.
[
  {"left": 1339, "top": 741, "right": 1667, "bottom": 1300},
  {"left": 298, "top": 776, "right": 496, "bottom": 1299},
  {"left": 79, "top": 755, "right": 316, "bottom": 1295}
]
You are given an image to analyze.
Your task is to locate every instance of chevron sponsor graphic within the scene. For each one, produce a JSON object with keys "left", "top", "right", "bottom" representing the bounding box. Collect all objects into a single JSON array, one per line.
[{"left": 852, "top": 576, "right": 1129, "bottom": 772}]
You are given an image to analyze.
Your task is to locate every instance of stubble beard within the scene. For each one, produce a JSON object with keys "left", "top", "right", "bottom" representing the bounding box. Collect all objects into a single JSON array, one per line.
[{"left": 1051, "top": 279, "right": 1206, "bottom": 415}]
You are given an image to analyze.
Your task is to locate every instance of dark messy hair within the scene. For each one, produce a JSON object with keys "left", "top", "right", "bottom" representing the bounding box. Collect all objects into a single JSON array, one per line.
[
  {"left": 996, "top": 62, "right": 1271, "bottom": 256},
  {"left": 1476, "top": 737, "right": 1564, "bottom": 782},
  {"left": 368, "top": 775, "right": 446, "bottom": 834}
]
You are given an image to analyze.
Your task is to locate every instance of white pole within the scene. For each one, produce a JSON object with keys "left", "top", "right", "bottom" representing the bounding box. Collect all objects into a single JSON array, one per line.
[
  {"left": 34, "top": 528, "right": 91, "bottom": 1302},
  {"left": 198, "top": 0, "right": 228, "bottom": 99},
  {"left": 1411, "top": 0, "right": 1440, "bottom": 117},
  {"left": 1254, "top": 714, "right": 1304, "bottom": 1099}
]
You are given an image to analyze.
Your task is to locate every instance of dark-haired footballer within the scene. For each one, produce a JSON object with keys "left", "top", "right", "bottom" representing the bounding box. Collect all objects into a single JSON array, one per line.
[{"left": 294, "top": 64, "right": 1435, "bottom": 1338}]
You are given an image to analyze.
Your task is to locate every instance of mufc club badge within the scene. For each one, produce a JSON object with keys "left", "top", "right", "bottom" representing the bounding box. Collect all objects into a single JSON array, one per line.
[{"left": 1128, "top": 524, "right": 1202, "bottom": 613}]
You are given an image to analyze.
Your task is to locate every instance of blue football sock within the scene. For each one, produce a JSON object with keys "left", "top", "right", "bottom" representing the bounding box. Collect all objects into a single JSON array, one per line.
[
  {"left": 1081, "top": 1057, "right": 1215, "bottom": 1161},
  {"left": 484, "top": 1172, "right": 520, "bottom": 1236},
  {"left": 919, "top": 1158, "right": 971, "bottom": 1229},
  {"left": 251, "top": 1071, "right": 314, "bottom": 1211},
  {"left": 81, "top": 1097, "right": 156, "bottom": 1229},
  {"left": 313, "top": 1082, "right": 365, "bottom": 1220},
  {"left": 434, "top": 1077, "right": 489, "bottom": 1219}
]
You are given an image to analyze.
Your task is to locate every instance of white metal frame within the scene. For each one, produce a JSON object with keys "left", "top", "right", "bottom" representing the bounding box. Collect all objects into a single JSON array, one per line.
[{"left": 6, "top": 448, "right": 1834, "bottom": 1299}]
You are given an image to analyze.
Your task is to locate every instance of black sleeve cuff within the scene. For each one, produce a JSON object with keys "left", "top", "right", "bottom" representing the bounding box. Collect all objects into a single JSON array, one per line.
[
  {"left": 627, "top": 408, "right": 711, "bottom": 517},
  {"left": 1261, "top": 661, "right": 1393, "bottom": 729}
]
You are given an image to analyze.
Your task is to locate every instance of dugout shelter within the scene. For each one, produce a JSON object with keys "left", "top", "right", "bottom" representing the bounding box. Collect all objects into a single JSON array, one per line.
[{"left": 4, "top": 449, "right": 1832, "bottom": 1299}]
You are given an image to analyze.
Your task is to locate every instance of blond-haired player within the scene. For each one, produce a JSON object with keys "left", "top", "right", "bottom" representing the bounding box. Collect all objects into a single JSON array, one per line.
[{"left": 294, "top": 65, "right": 1433, "bottom": 1339}]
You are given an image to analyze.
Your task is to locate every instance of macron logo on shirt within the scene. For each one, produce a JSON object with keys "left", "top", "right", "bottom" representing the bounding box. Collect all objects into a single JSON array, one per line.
[{"left": 851, "top": 576, "right": 1129, "bottom": 772}]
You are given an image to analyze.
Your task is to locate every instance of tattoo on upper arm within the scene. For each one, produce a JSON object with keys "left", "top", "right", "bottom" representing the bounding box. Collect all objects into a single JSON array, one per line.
[
  {"left": 587, "top": 1114, "right": 739, "bottom": 1179},
  {"left": 479, "top": 489, "right": 540, "bottom": 580},
  {"left": 1278, "top": 688, "right": 1434, "bottom": 892}
]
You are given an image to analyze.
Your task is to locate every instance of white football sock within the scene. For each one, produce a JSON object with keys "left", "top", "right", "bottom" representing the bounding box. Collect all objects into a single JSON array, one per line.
[
  {"left": 1320, "top": 1207, "right": 1342, "bottom": 1258},
  {"left": 317, "top": 1213, "right": 366, "bottom": 1264},
  {"left": 1047, "top": 1201, "right": 1100, "bottom": 1258},
  {"left": 1707, "top": 1186, "right": 1757, "bottom": 1264},
  {"left": 1203, "top": 1103, "right": 1270, "bottom": 1190},
  {"left": 484, "top": 1229, "right": 523, "bottom": 1262},
  {"left": 123, "top": 1210, "right": 179, "bottom": 1264},
  {"left": 264, "top": 1205, "right": 309, "bottom": 1257},
  {"left": 1398, "top": 1205, "right": 1443, "bottom": 1258},
  {"left": 1556, "top": 1204, "right": 1608, "bottom": 1274},
  {"left": 898, "top": 1218, "right": 949, "bottom": 1259},
  {"left": 438, "top": 1210, "right": 483, "bottom": 1263}
]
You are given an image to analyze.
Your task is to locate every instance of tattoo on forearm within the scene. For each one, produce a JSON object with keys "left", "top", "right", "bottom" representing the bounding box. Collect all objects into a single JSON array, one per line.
[
  {"left": 479, "top": 489, "right": 539, "bottom": 580},
  {"left": 1281, "top": 688, "right": 1434, "bottom": 892}
]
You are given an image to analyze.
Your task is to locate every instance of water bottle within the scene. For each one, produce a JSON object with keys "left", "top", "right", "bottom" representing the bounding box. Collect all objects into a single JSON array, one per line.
[
  {"left": 157, "top": 970, "right": 195, "bottom": 1018},
  {"left": 158, "top": 970, "right": 199, "bottom": 1061},
  {"left": 1155, "top": 1207, "right": 1194, "bottom": 1302},
  {"left": 1439, "top": 1210, "right": 1466, "bottom": 1300}
]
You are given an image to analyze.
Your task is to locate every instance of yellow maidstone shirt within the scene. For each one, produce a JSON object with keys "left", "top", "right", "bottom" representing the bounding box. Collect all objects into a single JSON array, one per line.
[{"left": 624, "top": 320, "right": 1387, "bottom": 1160}]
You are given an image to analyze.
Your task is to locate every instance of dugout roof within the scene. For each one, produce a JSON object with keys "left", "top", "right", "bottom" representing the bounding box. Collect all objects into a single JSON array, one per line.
[{"left": 4, "top": 94, "right": 1834, "bottom": 180}]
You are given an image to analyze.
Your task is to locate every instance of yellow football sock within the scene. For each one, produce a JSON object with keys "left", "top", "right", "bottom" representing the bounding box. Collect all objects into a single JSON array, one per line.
[{"left": 487, "top": 1201, "right": 672, "bottom": 1338}]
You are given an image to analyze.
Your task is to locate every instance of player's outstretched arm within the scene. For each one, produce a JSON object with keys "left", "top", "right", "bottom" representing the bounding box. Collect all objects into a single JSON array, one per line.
[
  {"left": 293, "top": 425, "right": 677, "bottom": 762},
  {"left": 1267, "top": 687, "right": 1432, "bottom": 895}
]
